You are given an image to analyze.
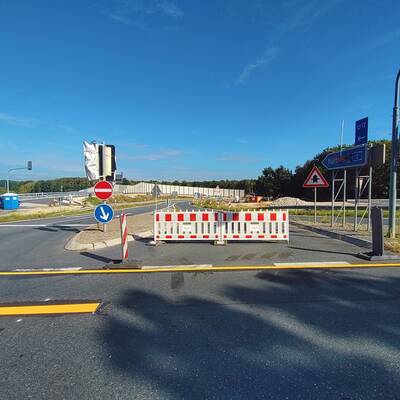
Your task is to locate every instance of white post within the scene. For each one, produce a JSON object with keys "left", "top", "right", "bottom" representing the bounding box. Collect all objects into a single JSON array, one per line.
[{"left": 314, "top": 187, "right": 317, "bottom": 224}]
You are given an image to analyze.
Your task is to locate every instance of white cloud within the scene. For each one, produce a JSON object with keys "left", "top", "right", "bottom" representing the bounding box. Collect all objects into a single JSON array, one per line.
[
  {"left": 234, "top": 0, "right": 341, "bottom": 85},
  {"left": 109, "top": 13, "right": 132, "bottom": 25},
  {"left": 157, "top": 2, "right": 183, "bottom": 18},
  {"left": 216, "top": 153, "right": 260, "bottom": 163},
  {"left": 0, "top": 111, "right": 79, "bottom": 134},
  {"left": 106, "top": 0, "right": 183, "bottom": 25},
  {"left": 367, "top": 27, "right": 400, "bottom": 51},
  {"left": 0, "top": 112, "right": 39, "bottom": 128},
  {"left": 121, "top": 149, "right": 182, "bottom": 161},
  {"left": 235, "top": 47, "right": 278, "bottom": 86}
]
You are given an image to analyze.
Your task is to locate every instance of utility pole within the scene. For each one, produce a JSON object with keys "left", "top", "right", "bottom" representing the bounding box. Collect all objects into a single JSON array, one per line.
[{"left": 388, "top": 69, "right": 400, "bottom": 238}]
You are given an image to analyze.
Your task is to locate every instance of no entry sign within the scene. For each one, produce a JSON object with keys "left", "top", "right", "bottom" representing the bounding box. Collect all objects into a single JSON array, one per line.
[{"left": 94, "top": 181, "right": 113, "bottom": 200}]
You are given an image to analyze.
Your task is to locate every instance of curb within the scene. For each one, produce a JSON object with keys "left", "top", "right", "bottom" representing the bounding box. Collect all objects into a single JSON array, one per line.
[
  {"left": 292, "top": 221, "right": 372, "bottom": 249},
  {"left": 65, "top": 233, "right": 135, "bottom": 251},
  {"left": 65, "top": 230, "right": 153, "bottom": 251}
]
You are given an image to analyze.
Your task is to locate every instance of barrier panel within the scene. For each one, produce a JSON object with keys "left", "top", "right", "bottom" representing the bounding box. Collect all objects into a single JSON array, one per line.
[{"left": 154, "top": 210, "right": 289, "bottom": 243}]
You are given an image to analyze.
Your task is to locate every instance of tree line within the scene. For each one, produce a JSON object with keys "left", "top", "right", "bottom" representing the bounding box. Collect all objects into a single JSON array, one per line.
[{"left": 0, "top": 139, "right": 393, "bottom": 199}]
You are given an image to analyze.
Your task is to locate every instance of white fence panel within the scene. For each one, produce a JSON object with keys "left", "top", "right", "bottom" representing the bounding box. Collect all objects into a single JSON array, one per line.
[{"left": 154, "top": 210, "right": 289, "bottom": 243}]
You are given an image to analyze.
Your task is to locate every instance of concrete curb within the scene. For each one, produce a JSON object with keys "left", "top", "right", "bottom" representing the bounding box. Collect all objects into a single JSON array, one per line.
[
  {"left": 65, "top": 233, "right": 135, "bottom": 251},
  {"left": 292, "top": 221, "right": 372, "bottom": 249},
  {"left": 65, "top": 230, "right": 154, "bottom": 251}
]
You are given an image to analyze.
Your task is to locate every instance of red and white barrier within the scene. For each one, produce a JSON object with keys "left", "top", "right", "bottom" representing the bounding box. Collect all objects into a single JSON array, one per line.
[
  {"left": 155, "top": 210, "right": 221, "bottom": 241},
  {"left": 120, "top": 213, "right": 129, "bottom": 261},
  {"left": 154, "top": 210, "right": 289, "bottom": 243},
  {"left": 221, "top": 210, "right": 288, "bottom": 241}
]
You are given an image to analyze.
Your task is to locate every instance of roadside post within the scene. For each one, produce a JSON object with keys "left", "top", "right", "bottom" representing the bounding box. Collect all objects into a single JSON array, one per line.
[
  {"left": 303, "top": 166, "right": 329, "bottom": 224},
  {"left": 120, "top": 212, "right": 129, "bottom": 263}
]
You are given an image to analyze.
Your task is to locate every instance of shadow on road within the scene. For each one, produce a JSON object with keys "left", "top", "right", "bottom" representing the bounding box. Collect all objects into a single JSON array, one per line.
[
  {"left": 79, "top": 251, "right": 116, "bottom": 264},
  {"left": 98, "top": 268, "right": 400, "bottom": 399},
  {"left": 288, "top": 245, "right": 357, "bottom": 257}
]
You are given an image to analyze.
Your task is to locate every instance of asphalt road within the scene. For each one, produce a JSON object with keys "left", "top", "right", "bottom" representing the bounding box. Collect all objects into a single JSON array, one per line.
[
  {"left": 1, "top": 264, "right": 400, "bottom": 399},
  {"left": 0, "top": 201, "right": 170, "bottom": 270},
  {"left": 0, "top": 206, "right": 373, "bottom": 270}
]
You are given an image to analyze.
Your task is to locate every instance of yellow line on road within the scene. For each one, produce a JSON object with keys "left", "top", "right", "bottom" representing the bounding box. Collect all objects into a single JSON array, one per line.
[
  {"left": 1, "top": 263, "right": 400, "bottom": 276},
  {"left": 0, "top": 302, "right": 100, "bottom": 316}
]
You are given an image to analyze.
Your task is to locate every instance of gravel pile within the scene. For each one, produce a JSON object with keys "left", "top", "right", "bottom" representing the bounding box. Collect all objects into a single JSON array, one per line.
[{"left": 269, "top": 197, "right": 309, "bottom": 207}]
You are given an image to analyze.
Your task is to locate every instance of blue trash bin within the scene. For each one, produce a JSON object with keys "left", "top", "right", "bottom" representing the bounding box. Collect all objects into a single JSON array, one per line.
[{"left": 0, "top": 193, "right": 20, "bottom": 210}]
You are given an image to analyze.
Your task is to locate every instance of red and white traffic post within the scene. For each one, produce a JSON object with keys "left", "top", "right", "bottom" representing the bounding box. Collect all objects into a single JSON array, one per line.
[{"left": 120, "top": 212, "right": 129, "bottom": 262}]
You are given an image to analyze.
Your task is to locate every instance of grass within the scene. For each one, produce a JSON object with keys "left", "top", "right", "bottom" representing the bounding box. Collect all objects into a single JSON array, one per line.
[
  {"left": 0, "top": 199, "right": 167, "bottom": 223},
  {"left": 194, "top": 200, "right": 399, "bottom": 218},
  {"left": 384, "top": 238, "right": 400, "bottom": 253}
]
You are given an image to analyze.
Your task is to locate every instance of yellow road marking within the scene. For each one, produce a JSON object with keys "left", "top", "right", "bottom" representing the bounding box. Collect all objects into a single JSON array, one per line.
[
  {"left": 0, "top": 263, "right": 400, "bottom": 276},
  {"left": 0, "top": 302, "right": 100, "bottom": 316}
]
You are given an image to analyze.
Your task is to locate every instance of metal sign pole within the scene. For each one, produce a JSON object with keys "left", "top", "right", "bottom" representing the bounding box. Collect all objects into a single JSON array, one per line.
[
  {"left": 314, "top": 187, "right": 317, "bottom": 224},
  {"left": 343, "top": 169, "right": 347, "bottom": 226},
  {"left": 354, "top": 168, "right": 359, "bottom": 231},
  {"left": 331, "top": 170, "right": 335, "bottom": 227},
  {"left": 368, "top": 165, "right": 372, "bottom": 231},
  {"left": 388, "top": 69, "right": 400, "bottom": 238}
]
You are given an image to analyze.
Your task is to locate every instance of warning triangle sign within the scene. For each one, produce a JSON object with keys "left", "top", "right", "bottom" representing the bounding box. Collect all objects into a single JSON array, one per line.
[{"left": 303, "top": 166, "right": 329, "bottom": 188}]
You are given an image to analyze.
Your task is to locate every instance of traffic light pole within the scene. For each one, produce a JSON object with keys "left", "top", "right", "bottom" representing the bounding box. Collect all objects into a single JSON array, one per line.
[
  {"left": 6, "top": 162, "right": 33, "bottom": 193},
  {"left": 388, "top": 69, "right": 400, "bottom": 238}
]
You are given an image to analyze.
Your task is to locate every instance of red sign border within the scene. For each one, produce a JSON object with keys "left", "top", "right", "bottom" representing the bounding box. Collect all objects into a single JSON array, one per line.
[
  {"left": 303, "top": 166, "right": 329, "bottom": 188},
  {"left": 94, "top": 180, "right": 113, "bottom": 200}
]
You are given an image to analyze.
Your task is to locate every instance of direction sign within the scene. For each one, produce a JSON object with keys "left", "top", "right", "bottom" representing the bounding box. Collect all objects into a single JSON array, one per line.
[
  {"left": 94, "top": 204, "right": 114, "bottom": 224},
  {"left": 355, "top": 117, "right": 368, "bottom": 145},
  {"left": 303, "top": 166, "right": 329, "bottom": 188},
  {"left": 322, "top": 145, "right": 367, "bottom": 170},
  {"left": 94, "top": 180, "right": 113, "bottom": 200}
]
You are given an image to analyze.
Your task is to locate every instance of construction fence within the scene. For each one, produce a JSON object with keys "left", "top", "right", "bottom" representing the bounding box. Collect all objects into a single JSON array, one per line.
[
  {"left": 154, "top": 210, "right": 289, "bottom": 244},
  {"left": 114, "top": 182, "right": 245, "bottom": 199}
]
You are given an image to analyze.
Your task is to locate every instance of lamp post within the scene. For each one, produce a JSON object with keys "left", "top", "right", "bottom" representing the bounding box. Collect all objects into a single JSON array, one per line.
[
  {"left": 388, "top": 70, "right": 400, "bottom": 238},
  {"left": 6, "top": 161, "right": 33, "bottom": 193}
]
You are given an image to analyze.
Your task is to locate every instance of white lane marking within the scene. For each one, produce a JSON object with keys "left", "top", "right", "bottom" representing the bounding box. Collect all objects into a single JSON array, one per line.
[
  {"left": 14, "top": 267, "right": 83, "bottom": 272},
  {"left": 0, "top": 224, "right": 90, "bottom": 227},
  {"left": 273, "top": 261, "right": 350, "bottom": 266},
  {"left": 141, "top": 264, "right": 213, "bottom": 270}
]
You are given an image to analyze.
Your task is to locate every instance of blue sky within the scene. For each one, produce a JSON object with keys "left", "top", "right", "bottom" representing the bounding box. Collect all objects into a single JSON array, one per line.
[{"left": 0, "top": 0, "right": 399, "bottom": 181}]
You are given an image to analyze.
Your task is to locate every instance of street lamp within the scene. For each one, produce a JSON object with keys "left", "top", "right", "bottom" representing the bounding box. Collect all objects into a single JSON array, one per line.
[
  {"left": 388, "top": 69, "right": 400, "bottom": 238},
  {"left": 6, "top": 161, "right": 33, "bottom": 193}
]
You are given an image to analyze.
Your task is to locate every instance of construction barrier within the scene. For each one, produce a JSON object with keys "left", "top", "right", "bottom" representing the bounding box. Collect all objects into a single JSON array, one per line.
[{"left": 154, "top": 210, "right": 289, "bottom": 243}]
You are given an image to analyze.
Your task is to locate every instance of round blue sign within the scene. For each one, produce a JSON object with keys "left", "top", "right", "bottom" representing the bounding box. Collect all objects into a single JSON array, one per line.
[{"left": 94, "top": 204, "right": 114, "bottom": 224}]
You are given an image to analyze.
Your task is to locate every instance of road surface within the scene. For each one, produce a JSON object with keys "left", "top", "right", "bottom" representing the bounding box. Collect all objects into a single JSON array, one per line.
[
  {"left": 0, "top": 202, "right": 171, "bottom": 270},
  {"left": 1, "top": 263, "right": 400, "bottom": 399}
]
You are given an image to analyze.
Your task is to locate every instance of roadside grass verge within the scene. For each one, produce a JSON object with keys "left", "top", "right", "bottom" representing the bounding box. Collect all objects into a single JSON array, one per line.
[
  {"left": 0, "top": 200, "right": 166, "bottom": 223},
  {"left": 193, "top": 200, "right": 397, "bottom": 218}
]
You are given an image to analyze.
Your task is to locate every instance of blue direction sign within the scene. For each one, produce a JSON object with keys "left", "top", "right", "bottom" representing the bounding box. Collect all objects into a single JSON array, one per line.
[
  {"left": 355, "top": 117, "right": 368, "bottom": 145},
  {"left": 322, "top": 145, "right": 368, "bottom": 170},
  {"left": 94, "top": 204, "right": 114, "bottom": 224}
]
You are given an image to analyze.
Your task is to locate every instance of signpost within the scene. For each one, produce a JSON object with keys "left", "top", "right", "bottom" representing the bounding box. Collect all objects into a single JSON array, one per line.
[
  {"left": 303, "top": 166, "right": 329, "bottom": 223},
  {"left": 93, "top": 180, "right": 113, "bottom": 232},
  {"left": 355, "top": 117, "right": 368, "bottom": 146},
  {"left": 321, "top": 145, "right": 368, "bottom": 170}
]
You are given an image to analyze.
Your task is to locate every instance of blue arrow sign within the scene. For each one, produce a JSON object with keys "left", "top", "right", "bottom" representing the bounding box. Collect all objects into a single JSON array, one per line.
[
  {"left": 94, "top": 204, "right": 114, "bottom": 224},
  {"left": 355, "top": 117, "right": 368, "bottom": 145},
  {"left": 322, "top": 145, "right": 368, "bottom": 170}
]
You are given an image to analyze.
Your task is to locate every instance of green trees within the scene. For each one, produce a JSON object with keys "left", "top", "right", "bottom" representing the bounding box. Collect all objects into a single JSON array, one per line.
[{"left": 0, "top": 139, "right": 393, "bottom": 199}]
